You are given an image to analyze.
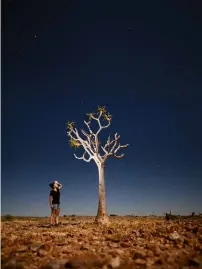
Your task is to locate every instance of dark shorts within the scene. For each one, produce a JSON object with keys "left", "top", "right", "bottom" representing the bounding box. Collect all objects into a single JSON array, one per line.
[{"left": 52, "top": 204, "right": 60, "bottom": 210}]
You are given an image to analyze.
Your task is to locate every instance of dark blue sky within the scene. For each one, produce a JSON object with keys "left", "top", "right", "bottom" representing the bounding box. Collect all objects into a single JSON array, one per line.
[{"left": 2, "top": 0, "right": 202, "bottom": 216}]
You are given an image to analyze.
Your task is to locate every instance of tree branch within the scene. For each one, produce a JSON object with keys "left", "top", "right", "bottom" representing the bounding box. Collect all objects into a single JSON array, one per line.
[
  {"left": 67, "top": 128, "right": 94, "bottom": 157},
  {"left": 74, "top": 152, "right": 92, "bottom": 162},
  {"left": 87, "top": 111, "right": 111, "bottom": 156},
  {"left": 91, "top": 111, "right": 111, "bottom": 135},
  {"left": 109, "top": 133, "right": 120, "bottom": 153},
  {"left": 80, "top": 128, "right": 95, "bottom": 153},
  {"left": 100, "top": 134, "right": 129, "bottom": 161},
  {"left": 114, "top": 143, "right": 129, "bottom": 154},
  {"left": 66, "top": 107, "right": 129, "bottom": 166},
  {"left": 67, "top": 130, "right": 80, "bottom": 141},
  {"left": 100, "top": 133, "right": 119, "bottom": 155},
  {"left": 113, "top": 153, "right": 125, "bottom": 159},
  {"left": 101, "top": 145, "right": 108, "bottom": 155},
  {"left": 84, "top": 120, "right": 94, "bottom": 135},
  {"left": 111, "top": 143, "right": 129, "bottom": 159}
]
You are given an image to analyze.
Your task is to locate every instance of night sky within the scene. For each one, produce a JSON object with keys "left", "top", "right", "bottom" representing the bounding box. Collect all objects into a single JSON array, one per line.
[{"left": 2, "top": 0, "right": 202, "bottom": 216}]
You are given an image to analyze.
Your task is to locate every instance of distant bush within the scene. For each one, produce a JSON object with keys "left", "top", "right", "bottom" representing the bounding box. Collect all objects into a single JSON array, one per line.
[
  {"left": 110, "top": 214, "right": 118, "bottom": 217},
  {"left": 3, "top": 214, "right": 15, "bottom": 221},
  {"left": 63, "top": 214, "right": 67, "bottom": 217},
  {"left": 165, "top": 212, "right": 181, "bottom": 220}
]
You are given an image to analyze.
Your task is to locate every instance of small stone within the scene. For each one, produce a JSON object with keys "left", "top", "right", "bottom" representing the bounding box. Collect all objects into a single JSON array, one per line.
[
  {"left": 108, "top": 242, "right": 119, "bottom": 248},
  {"left": 132, "top": 251, "right": 146, "bottom": 260},
  {"left": 91, "top": 240, "right": 100, "bottom": 245},
  {"left": 147, "top": 250, "right": 154, "bottom": 257},
  {"left": 10, "top": 234, "right": 18, "bottom": 241},
  {"left": 61, "top": 246, "right": 74, "bottom": 254},
  {"left": 111, "top": 238, "right": 120, "bottom": 243},
  {"left": 153, "top": 246, "right": 161, "bottom": 256},
  {"left": 167, "top": 256, "right": 175, "bottom": 264},
  {"left": 169, "top": 231, "right": 180, "bottom": 240},
  {"left": 38, "top": 249, "right": 48, "bottom": 257},
  {"left": 108, "top": 256, "right": 120, "bottom": 268},
  {"left": 132, "top": 230, "right": 141, "bottom": 237},
  {"left": 30, "top": 242, "right": 44, "bottom": 251},
  {"left": 135, "top": 258, "right": 146, "bottom": 265},
  {"left": 120, "top": 242, "right": 130, "bottom": 248},
  {"left": 114, "top": 249, "right": 124, "bottom": 255},
  {"left": 80, "top": 244, "right": 89, "bottom": 250},
  {"left": 17, "top": 245, "right": 28, "bottom": 252}
]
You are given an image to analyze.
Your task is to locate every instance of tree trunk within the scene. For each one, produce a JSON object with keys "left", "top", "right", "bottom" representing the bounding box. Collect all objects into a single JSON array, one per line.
[{"left": 95, "top": 164, "right": 109, "bottom": 224}]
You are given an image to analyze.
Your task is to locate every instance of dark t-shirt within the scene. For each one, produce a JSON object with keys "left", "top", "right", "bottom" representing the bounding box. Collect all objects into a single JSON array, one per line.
[{"left": 50, "top": 189, "right": 60, "bottom": 204}]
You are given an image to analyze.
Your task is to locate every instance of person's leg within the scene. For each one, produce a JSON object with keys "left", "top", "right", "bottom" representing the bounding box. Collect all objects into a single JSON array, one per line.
[
  {"left": 50, "top": 207, "right": 54, "bottom": 225},
  {"left": 55, "top": 205, "right": 60, "bottom": 225},
  {"left": 51, "top": 205, "right": 58, "bottom": 225},
  {"left": 52, "top": 210, "right": 56, "bottom": 225}
]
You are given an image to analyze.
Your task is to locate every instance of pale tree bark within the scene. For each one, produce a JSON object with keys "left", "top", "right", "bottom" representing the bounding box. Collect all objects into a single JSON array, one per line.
[
  {"left": 66, "top": 106, "right": 129, "bottom": 224},
  {"left": 95, "top": 163, "right": 108, "bottom": 224}
]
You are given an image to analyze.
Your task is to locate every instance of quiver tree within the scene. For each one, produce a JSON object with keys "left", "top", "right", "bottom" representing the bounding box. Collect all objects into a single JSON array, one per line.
[{"left": 66, "top": 106, "right": 129, "bottom": 224}]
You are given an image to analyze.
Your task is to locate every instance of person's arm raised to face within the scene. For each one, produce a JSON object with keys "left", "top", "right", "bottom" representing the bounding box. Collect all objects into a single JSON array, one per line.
[
  {"left": 58, "top": 183, "right": 62, "bottom": 189},
  {"left": 55, "top": 181, "right": 62, "bottom": 189}
]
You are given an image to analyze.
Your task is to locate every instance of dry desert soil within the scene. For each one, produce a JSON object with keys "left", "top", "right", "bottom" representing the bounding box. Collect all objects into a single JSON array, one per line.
[{"left": 1, "top": 216, "right": 202, "bottom": 269}]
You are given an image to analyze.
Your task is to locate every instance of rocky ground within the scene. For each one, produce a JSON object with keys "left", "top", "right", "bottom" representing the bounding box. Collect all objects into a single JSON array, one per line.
[{"left": 1, "top": 216, "right": 202, "bottom": 269}]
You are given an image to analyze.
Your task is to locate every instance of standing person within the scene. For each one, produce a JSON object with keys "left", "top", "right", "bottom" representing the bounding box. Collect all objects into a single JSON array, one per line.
[{"left": 49, "top": 181, "right": 62, "bottom": 226}]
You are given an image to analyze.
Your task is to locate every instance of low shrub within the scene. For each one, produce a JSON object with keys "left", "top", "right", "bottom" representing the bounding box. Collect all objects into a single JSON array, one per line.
[{"left": 2, "top": 214, "right": 15, "bottom": 221}]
